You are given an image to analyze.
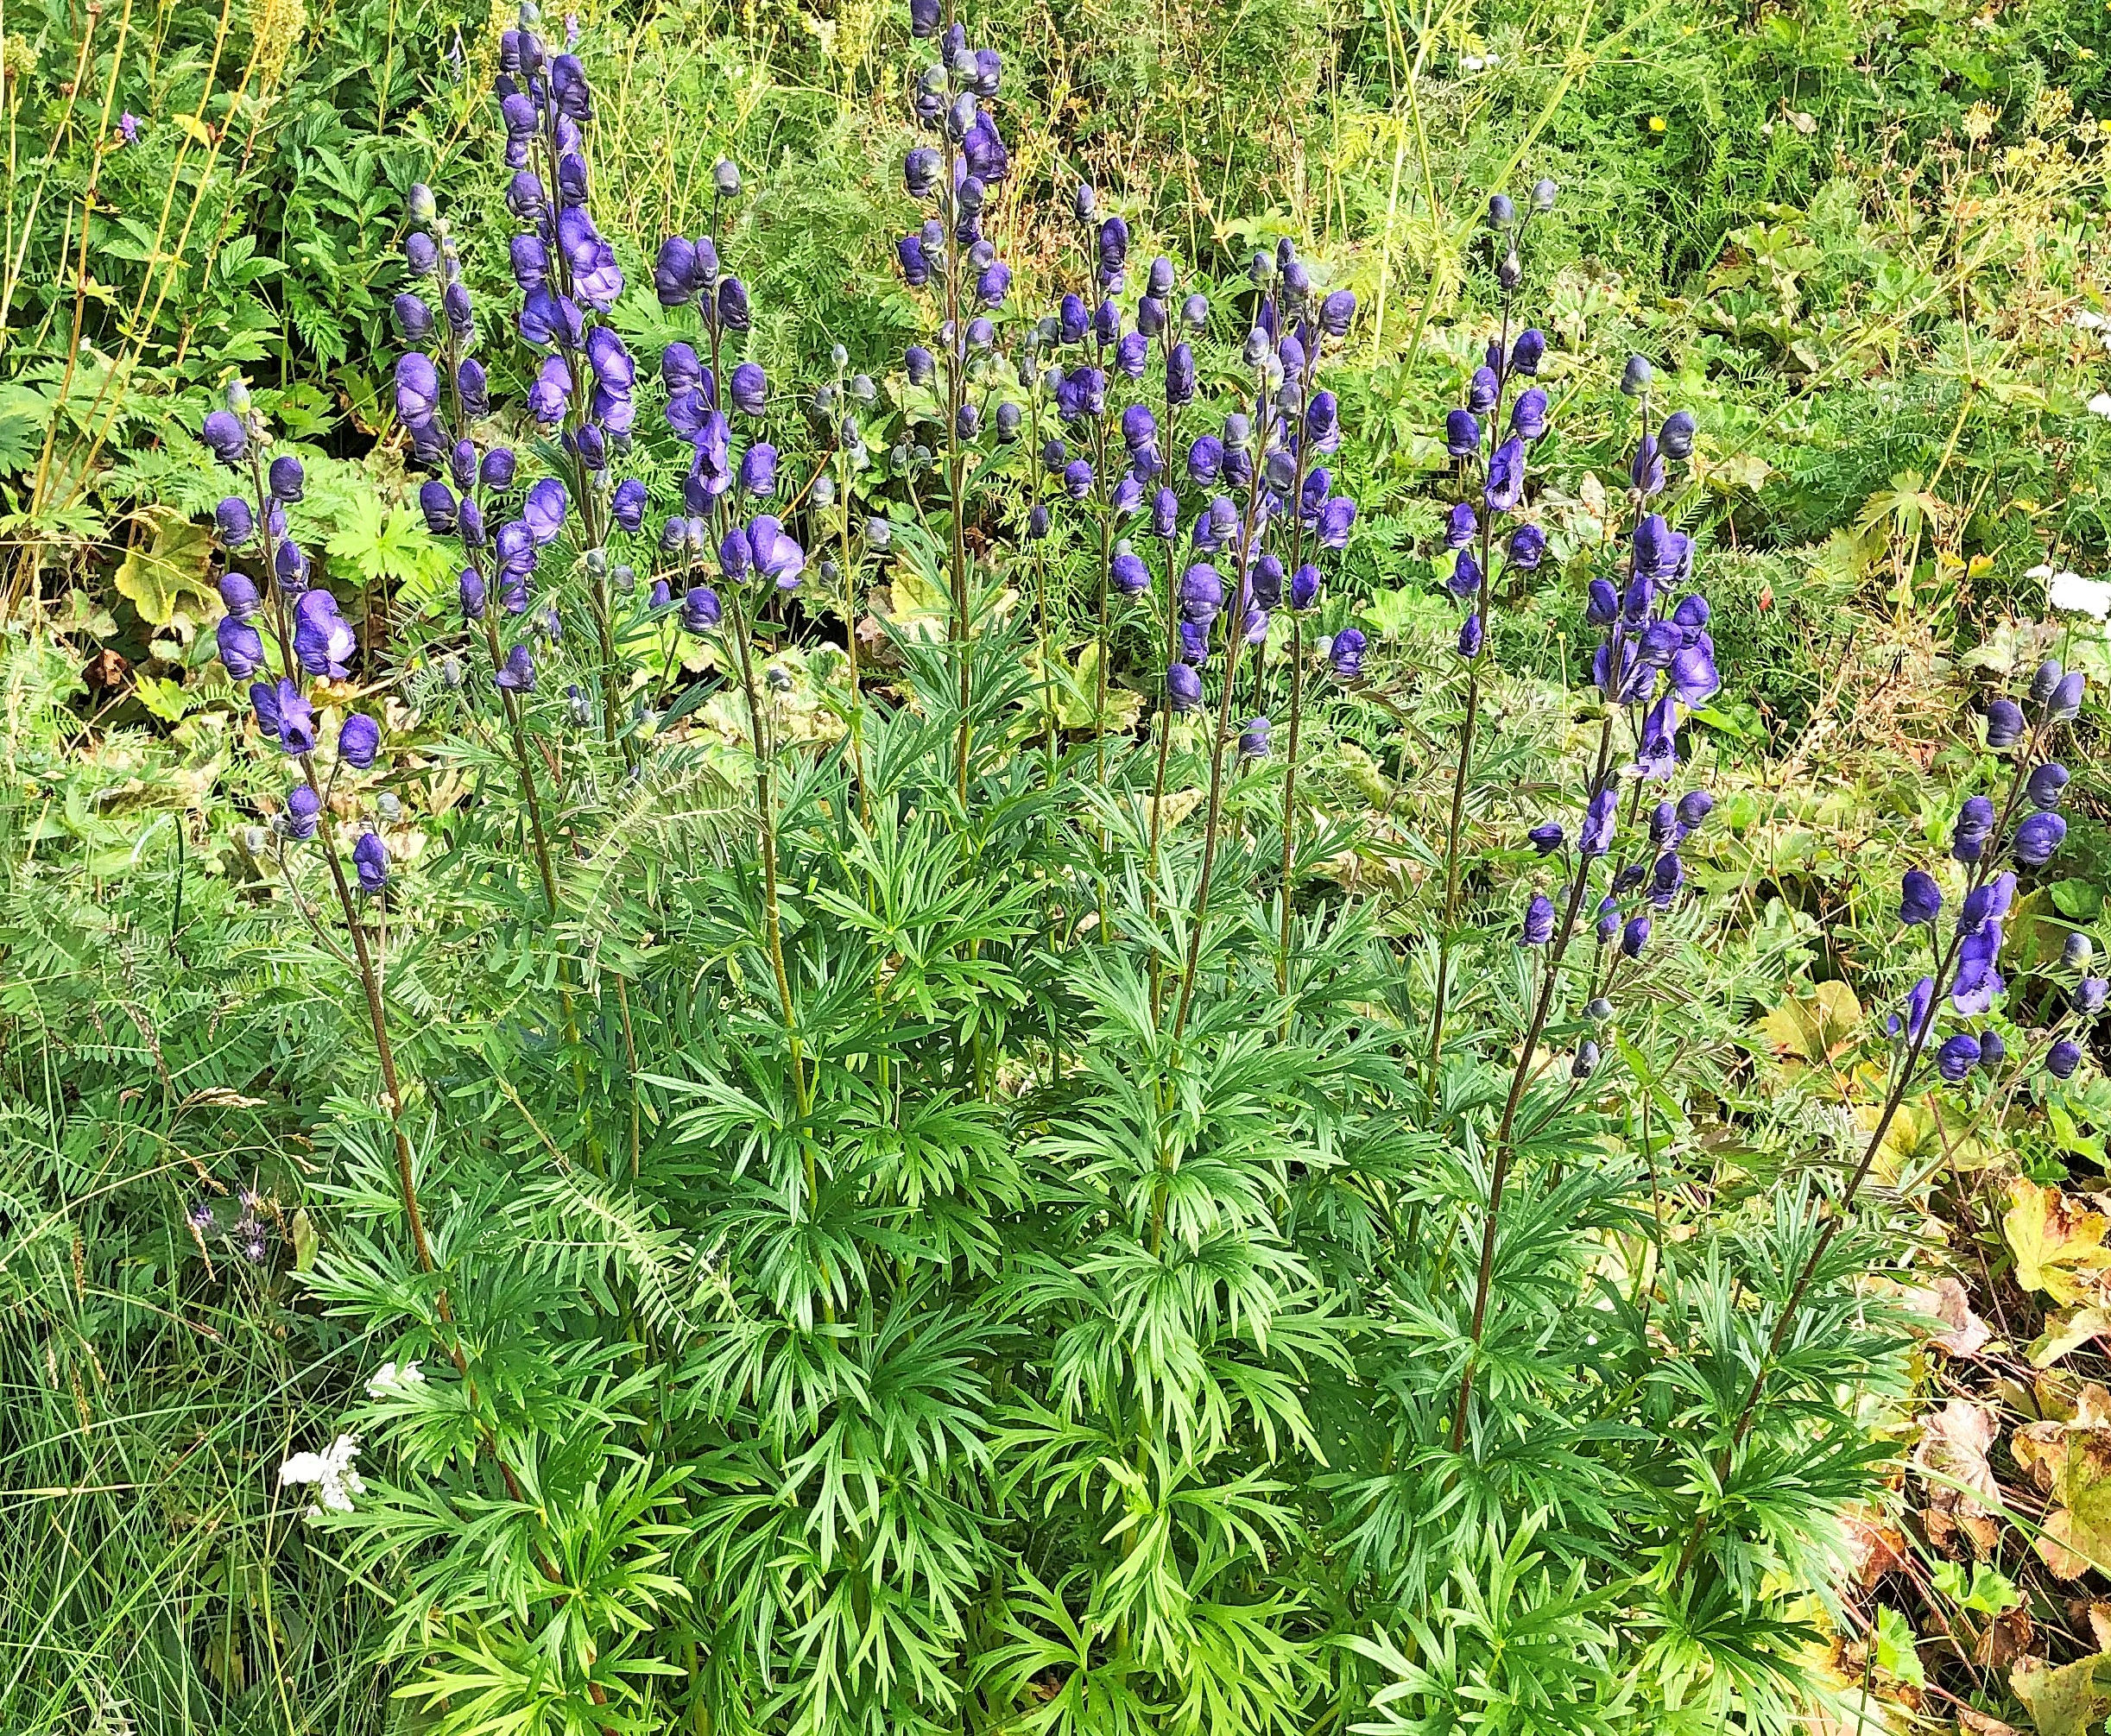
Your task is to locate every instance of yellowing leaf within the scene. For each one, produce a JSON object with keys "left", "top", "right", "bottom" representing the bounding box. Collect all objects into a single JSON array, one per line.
[
  {"left": 2031, "top": 1307, "right": 2111, "bottom": 1369},
  {"left": 2013, "top": 1653, "right": 2111, "bottom": 1736},
  {"left": 2012, "top": 1408, "right": 2111, "bottom": 1578},
  {"left": 2004, "top": 1180, "right": 2111, "bottom": 1306},
  {"left": 1756, "top": 980, "right": 1863, "bottom": 1066},
  {"left": 115, "top": 510, "right": 217, "bottom": 627}
]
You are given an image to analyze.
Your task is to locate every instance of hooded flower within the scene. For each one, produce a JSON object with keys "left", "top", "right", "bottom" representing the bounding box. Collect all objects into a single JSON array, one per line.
[
  {"left": 495, "top": 644, "right": 536, "bottom": 691},
  {"left": 1520, "top": 894, "right": 1556, "bottom": 945},
  {"left": 1899, "top": 868, "right": 1943, "bottom": 926},
  {"left": 294, "top": 590, "right": 357, "bottom": 680},
  {"left": 352, "top": 831, "right": 389, "bottom": 895},
  {"left": 746, "top": 515, "right": 806, "bottom": 588},
  {"left": 1330, "top": 627, "right": 1367, "bottom": 679},
  {"left": 216, "top": 615, "right": 266, "bottom": 678},
  {"left": 250, "top": 679, "right": 317, "bottom": 755},
  {"left": 202, "top": 409, "right": 247, "bottom": 464},
  {"left": 338, "top": 714, "right": 381, "bottom": 769}
]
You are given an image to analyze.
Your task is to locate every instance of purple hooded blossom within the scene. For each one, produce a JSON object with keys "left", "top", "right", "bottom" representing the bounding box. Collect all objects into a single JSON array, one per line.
[
  {"left": 250, "top": 679, "right": 316, "bottom": 755},
  {"left": 1899, "top": 869, "right": 1943, "bottom": 926},
  {"left": 1330, "top": 627, "right": 1367, "bottom": 679},
  {"left": 352, "top": 831, "right": 389, "bottom": 895},
  {"left": 293, "top": 590, "right": 357, "bottom": 680},
  {"left": 746, "top": 515, "right": 806, "bottom": 588},
  {"left": 216, "top": 615, "right": 266, "bottom": 678},
  {"left": 338, "top": 714, "right": 381, "bottom": 769}
]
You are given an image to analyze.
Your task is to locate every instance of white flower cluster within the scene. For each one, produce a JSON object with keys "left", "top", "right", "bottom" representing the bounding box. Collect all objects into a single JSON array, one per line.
[
  {"left": 278, "top": 1433, "right": 363, "bottom": 1520},
  {"left": 2027, "top": 562, "right": 2111, "bottom": 623},
  {"left": 365, "top": 1359, "right": 426, "bottom": 1398}
]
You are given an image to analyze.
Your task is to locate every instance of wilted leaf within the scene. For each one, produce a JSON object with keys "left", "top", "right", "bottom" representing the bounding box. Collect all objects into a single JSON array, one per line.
[
  {"left": 1842, "top": 1501, "right": 1909, "bottom": 1586},
  {"left": 2012, "top": 1654, "right": 2111, "bottom": 1736},
  {"left": 1897, "top": 1274, "right": 1992, "bottom": 1358},
  {"left": 1913, "top": 1399, "right": 2002, "bottom": 1555},
  {"left": 2005, "top": 1181, "right": 2111, "bottom": 1306}
]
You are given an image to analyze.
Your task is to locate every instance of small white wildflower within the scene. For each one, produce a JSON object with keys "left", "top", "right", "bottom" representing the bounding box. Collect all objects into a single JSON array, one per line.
[
  {"left": 365, "top": 1360, "right": 426, "bottom": 1399},
  {"left": 2050, "top": 569, "right": 2111, "bottom": 622},
  {"left": 278, "top": 1433, "right": 363, "bottom": 1520},
  {"left": 2076, "top": 310, "right": 2107, "bottom": 331},
  {"left": 2089, "top": 391, "right": 2111, "bottom": 419}
]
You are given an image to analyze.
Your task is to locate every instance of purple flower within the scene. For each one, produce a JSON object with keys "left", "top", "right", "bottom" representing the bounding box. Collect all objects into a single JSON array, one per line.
[
  {"left": 1444, "top": 409, "right": 1480, "bottom": 458},
  {"left": 495, "top": 644, "right": 535, "bottom": 691},
  {"left": 679, "top": 586, "right": 723, "bottom": 633},
  {"left": 1317, "top": 497, "right": 1356, "bottom": 550},
  {"left": 1457, "top": 613, "right": 1484, "bottom": 659},
  {"left": 1330, "top": 627, "right": 1367, "bottom": 679},
  {"left": 2050, "top": 1039, "right": 2085, "bottom": 1078},
  {"left": 1510, "top": 329, "right": 1546, "bottom": 375},
  {"left": 2076, "top": 978, "right": 2110, "bottom": 1017},
  {"left": 1621, "top": 914, "right": 1652, "bottom": 957},
  {"left": 1899, "top": 868, "right": 1943, "bottom": 926},
  {"left": 1670, "top": 645, "right": 1720, "bottom": 707},
  {"left": 2029, "top": 762, "right": 2071, "bottom": 810},
  {"left": 250, "top": 679, "right": 316, "bottom": 754},
  {"left": 1889, "top": 975, "right": 1936, "bottom": 1044},
  {"left": 746, "top": 515, "right": 806, "bottom": 588},
  {"left": 1511, "top": 388, "right": 1549, "bottom": 441},
  {"left": 2050, "top": 671, "right": 2089, "bottom": 721},
  {"left": 1166, "top": 662, "right": 1202, "bottom": 711},
  {"left": 352, "top": 831, "right": 389, "bottom": 895},
  {"left": 2015, "top": 811, "right": 2068, "bottom": 867},
  {"left": 523, "top": 478, "right": 569, "bottom": 544},
  {"left": 1111, "top": 550, "right": 1150, "bottom": 597},
  {"left": 611, "top": 479, "right": 648, "bottom": 533},
  {"left": 1528, "top": 822, "right": 1564, "bottom": 855},
  {"left": 1936, "top": 1033, "right": 1981, "bottom": 1083},
  {"left": 481, "top": 448, "right": 518, "bottom": 492},
  {"left": 338, "top": 714, "right": 381, "bottom": 769},
  {"left": 282, "top": 783, "right": 320, "bottom": 842},
  {"left": 1659, "top": 410, "right": 1697, "bottom": 460},
  {"left": 1064, "top": 459, "right": 1094, "bottom": 501},
  {"left": 1985, "top": 698, "right": 2026, "bottom": 748},
  {"left": 293, "top": 590, "right": 356, "bottom": 680},
  {"left": 268, "top": 455, "right": 305, "bottom": 502},
  {"left": 654, "top": 236, "right": 699, "bottom": 304},
  {"left": 215, "top": 615, "right": 265, "bottom": 678},
  {"left": 1520, "top": 894, "right": 1556, "bottom": 945},
  {"left": 740, "top": 444, "right": 780, "bottom": 496},
  {"left": 1185, "top": 436, "right": 1224, "bottom": 485},
  {"left": 215, "top": 496, "right": 255, "bottom": 547},
  {"left": 1580, "top": 787, "right": 1616, "bottom": 858},
  {"left": 1630, "top": 434, "right": 1665, "bottom": 496},
  {"left": 1676, "top": 790, "right": 1713, "bottom": 831},
  {"left": 201, "top": 409, "right": 248, "bottom": 464},
  {"left": 1483, "top": 437, "right": 1526, "bottom": 512},
  {"left": 528, "top": 354, "right": 572, "bottom": 425},
  {"left": 459, "top": 568, "right": 486, "bottom": 621},
  {"left": 1952, "top": 795, "right": 1995, "bottom": 862},
  {"left": 1179, "top": 563, "right": 1224, "bottom": 624},
  {"left": 1240, "top": 716, "right": 1270, "bottom": 759}
]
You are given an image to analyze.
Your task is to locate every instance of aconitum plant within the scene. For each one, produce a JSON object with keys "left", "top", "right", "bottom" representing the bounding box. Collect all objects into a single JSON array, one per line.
[{"left": 163, "top": 3, "right": 2094, "bottom": 1729}]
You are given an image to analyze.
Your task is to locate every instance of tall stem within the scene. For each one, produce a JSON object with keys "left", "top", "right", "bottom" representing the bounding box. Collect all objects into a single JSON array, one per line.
[
  {"left": 1448, "top": 713, "right": 1614, "bottom": 1452},
  {"left": 727, "top": 591, "right": 812, "bottom": 1193}
]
